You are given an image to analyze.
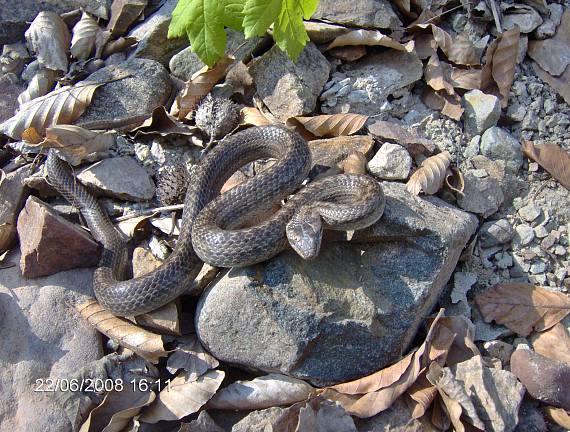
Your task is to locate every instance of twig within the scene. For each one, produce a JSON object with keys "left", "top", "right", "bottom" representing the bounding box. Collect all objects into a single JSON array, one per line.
[
  {"left": 113, "top": 204, "right": 185, "bottom": 222},
  {"left": 488, "top": 0, "right": 502, "bottom": 33}
]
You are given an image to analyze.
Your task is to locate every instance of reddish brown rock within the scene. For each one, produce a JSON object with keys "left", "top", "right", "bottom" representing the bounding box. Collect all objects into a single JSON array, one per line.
[
  {"left": 17, "top": 196, "right": 100, "bottom": 277},
  {"left": 0, "top": 164, "right": 32, "bottom": 253},
  {"left": 511, "top": 349, "right": 570, "bottom": 411}
]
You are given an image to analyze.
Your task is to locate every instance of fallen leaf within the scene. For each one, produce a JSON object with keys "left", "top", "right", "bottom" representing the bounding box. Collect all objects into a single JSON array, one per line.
[
  {"left": 437, "top": 316, "right": 480, "bottom": 366},
  {"left": 421, "top": 87, "right": 464, "bottom": 120},
  {"left": 25, "top": 11, "right": 71, "bottom": 72},
  {"left": 425, "top": 54, "right": 455, "bottom": 95},
  {"left": 528, "top": 10, "right": 570, "bottom": 76},
  {"left": 170, "top": 56, "right": 234, "bottom": 120},
  {"left": 287, "top": 114, "right": 368, "bottom": 138},
  {"left": 134, "top": 301, "right": 181, "bottom": 336},
  {"left": 522, "top": 140, "right": 570, "bottom": 190},
  {"left": 101, "top": 36, "right": 138, "bottom": 58},
  {"left": 77, "top": 299, "right": 168, "bottom": 363},
  {"left": 71, "top": 11, "right": 101, "bottom": 60},
  {"left": 544, "top": 406, "right": 570, "bottom": 429},
  {"left": 32, "top": 125, "right": 115, "bottom": 165},
  {"left": 116, "top": 214, "right": 153, "bottom": 239},
  {"left": 414, "top": 25, "right": 480, "bottom": 65},
  {"left": 130, "top": 106, "right": 198, "bottom": 137},
  {"left": 475, "top": 283, "right": 570, "bottom": 336},
  {"left": 295, "top": 397, "right": 357, "bottom": 432},
  {"left": 17, "top": 68, "right": 59, "bottom": 107},
  {"left": 367, "top": 120, "right": 435, "bottom": 156},
  {"left": 208, "top": 373, "right": 315, "bottom": 410},
  {"left": 481, "top": 27, "right": 520, "bottom": 108},
  {"left": 0, "top": 81, "right": 103, "bottom": 139},
  {"left": 309, "top": 136, "right": 375, "bottom": 169},
  {"left": 445, "top": 167, "right": 465, "bottom": 195},
  {"left": 531, "top": 323, "right": 570, "bottom": 366},
  {"left": 328, "top": 45, "right": 367, "bottom": 62},
  {"left": 406, "top": 151, "right": 451, "bottom": 195},
  {"left": 140, "top": 370, "right": 225, "bottom": 423},
  {"left": 166, "top": 335, "right": 219, "bottom": 378},
  {"left": 533, "top": 61, "right": 570, "bottom": 105},
  {"left": 324, "top": 29, "right": 413, "bottom": 52},
  {"left": 339, "top": 151, "right": 367, "bottom": 175},
  {"left": 107, "top": 0, "right": 147, "bottom": 36},
  {"left": 240, "top": 107, "right": 274, "bottom": 126},
  {"left": 225, "top": 61, "right": 254, "bottom": 95},
  {"left": 447, "top": 65, "right": 482, "bottom": 90},
  {"left": 406, "top": 374, "right": 438, "bottom": 419}
]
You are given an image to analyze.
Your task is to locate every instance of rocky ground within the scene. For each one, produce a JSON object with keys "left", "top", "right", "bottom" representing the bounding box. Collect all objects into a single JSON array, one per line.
[{"left": 1, "top": 0, "right": 570, "bottom": 431}]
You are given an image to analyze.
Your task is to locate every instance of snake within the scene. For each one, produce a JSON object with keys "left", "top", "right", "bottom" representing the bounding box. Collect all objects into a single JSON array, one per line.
[{"left": 46, "top": 125, "right": 386, "bottom": 317}]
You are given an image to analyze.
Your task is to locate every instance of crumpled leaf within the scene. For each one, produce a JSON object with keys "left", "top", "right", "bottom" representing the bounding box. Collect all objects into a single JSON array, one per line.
[
  {"left": 533, "top": 61, "right": 570, "bottom": 105},
  {"left": 71, "top": 11, "right": 101, "bottom": 60},
  {"left": 79, "top": 386, "right": 156, "bottom": 432},
  {"left": 170, "top": 56, "right": 234, "bottom": 120},
  {"left": 32, "top": 125, "right": 115, "bottom": 165},
  {"left": 207, "top": 373, "right": 315, "bottom": 410},
  {"left": 421, "top": 87, "right": 464, "bottom": 120},
  {"left": 101, "top": 36, "right": 138, "bottom": 58},
  {"left": 406, "top": 374, "right": 439, "bottom": 420},
  {"left": 367, "top": 120, "right": 435, "bottom": 156},
  {"left": 475, "top": 283, "right": 570, "bottom": 336},
  {"left": 77, "top": 299, "right": 168, "bottom": 363},
  {"left": 140, "top": 370, "right": 225, "bottom": 423},
  {"left": 130, "top": 106, "right": 198, "bottom": 137},
  {"left": 445, "top": 167, "right": 465, "bottom": 195},
  {"left": 522, "top": 140, "right": 570, "bottom": 190},
  {"left": 134, "top": 301, "right": 181, "bottom": 336},
  {"left": 544, "top": 407, "right": 570, "bottom": 429},
  {"left": 108, "top": 0, "right": 148, "bottom": 36},
  {"left": 323, "top": 29, "right": 413, "bottom": 52},
  {"left": 437, "top": 316, "right": 480, "bottom": 366},
  {"left": 481, "top": 27, "right": 520, "bottom": 108},
  {"left": 287, "top": 114, "right": 368, "bottom": 138},
  {"left": 406, "top": 151, "right": 451, "bottom": 195},
  {"left": 166, "top": 335, "right": 219, "bottom": 378},
  {"left": 531, "top": 323, "right": 570, "bottom": 366},
  {"left": 17, "top": 68, "right": 59, "bottom": 107},
  {"left": 413, "top": 24, "right": 480, "bottom": 65},
  {"left": 25, "top": 11, "right": 71, "bottom": 72},
  {"left": 295, "top": 398, "right": 357, "bottom": 432},
  {"left": 425, "top": 54, "right": 455, "bottom": 95},
  {"left": 240, "top": 106, "right": 273, "bottom": 126},
  {"left": 0, "top": 81, "right": 103, "bottom": 139}
]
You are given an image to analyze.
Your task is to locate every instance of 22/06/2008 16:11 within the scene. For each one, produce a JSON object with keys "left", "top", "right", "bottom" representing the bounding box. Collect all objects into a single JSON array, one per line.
[{"left": 33, "top": 378, "right": 172, "bottom": 393}]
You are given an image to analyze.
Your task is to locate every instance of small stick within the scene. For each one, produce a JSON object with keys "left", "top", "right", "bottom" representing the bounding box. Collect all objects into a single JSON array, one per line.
[{"left": 113, "top": 204, "right": 185, "bottom": 222}]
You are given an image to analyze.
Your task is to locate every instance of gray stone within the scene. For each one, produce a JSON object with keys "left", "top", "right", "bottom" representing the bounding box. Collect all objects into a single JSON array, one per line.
[
  {"left": 312, "top": 0, "right": 402, "bottom": 30},
  {"left": 0, "top": 164, "right": 32, "bottom": 254},
  {"left": 519, "top": 203, "right": 541, "bottom": 222},
  {"left": 503, "top": 4, "right": 543, "bottom": 33},
  {"left": 483, "top": 340, "right": 515, "bottom": 365},
  {"left": 304, "top": 21, "right": 351, "bottom": 44},
  {"left": 457, "top": 170, "right": 504, "bottom": 218},
  {"left": 464, "top": 135, "right": 481, "bottom": 159},
  {"left": 463, "top": 90, "right": 501, "bottom": 135},
  {"left": 530, "top": 261, "right": 546, "bottom": 274},
  {"left": 515, "top": 224, "right": 535, "bottom": 246},
  {"left": 0, "top": 73, "right": 26, "bottom": 124},
  {"left": 0, "top": 249, "right": 102, "bottom": 432},
  {"left": 495, "top": 252, "right": 513, "bottom": 269},
  {"left": 480, "top": 219, "right": 514, "bottom": 247},
  {"left": 249, "top": 43, "right": 329, "bottom": 121},
  {"left": 514, "top": 399, "right": 547, "bottom": 432},
  {"left": 196, "top": 182, "right": 478, "bottom": 385},
  {"left": 367, "top": 143, "right": 412, "bottom": 180},
  {"left": 77, "top": 58, "right": 171, "bottom": 125},
  {"left": 78, "top": 157, "right": 155, "bottom": 201},
  {"left": 534, "top": 225, "right": 548, "bottom": 238},
  {"left": 354, "top": 397, "right": 426, "bottom": 432},
  {"left": 480, "top": 127, "right": 523, "bottom": 173}
]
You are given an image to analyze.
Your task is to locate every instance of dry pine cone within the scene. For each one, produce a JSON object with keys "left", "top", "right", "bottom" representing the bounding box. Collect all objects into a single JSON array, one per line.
[
  {"left": 195, "top": 95, "right": 240, "bottom": 141},
  {"left": 155, "top": 164, "right": 189, "bottom": 206}
]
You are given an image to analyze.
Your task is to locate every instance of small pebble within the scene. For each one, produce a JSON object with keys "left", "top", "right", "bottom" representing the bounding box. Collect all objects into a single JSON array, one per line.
[
  {"left": 530, "top": 261, "right": 546, "bottom": 274},
  {"left": 541, "top": 234, "right": 557, "bottom": 249},
  {"left": 515, "top": 224, "right": 535, "bottom": 246},
  {"left": 483, "top": 340, "right": 515, "bottom": 365},
  {"left": 471, "top": 168, "right": 488, "bottom": 178},
  {"left": 534, "top": 225, "right": 548, "bottom": 238},
  {"left": 495, "top": 252, "right": 513, "bottom": 269},
  {"left": 528, "top": 162, "right": 539, "bottom": 172},
  {"left": 519, "top": 203, "right": 541, "bottom": 222},
  {"left": 554, "top": 245, "right": 567, "bottom": 256}
]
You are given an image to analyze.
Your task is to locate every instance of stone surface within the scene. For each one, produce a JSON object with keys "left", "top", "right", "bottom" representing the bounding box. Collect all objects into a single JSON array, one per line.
[
  {"left": 0, "top": 164, "right": 32, "bottom": 253},
  {"left": 78, "top": 157, "right": 155, "bottom": 201},
  {"left": 480, "top": 219, "right": 514, "bottom": 247},
  {"left": 503, "top": 5, "right": 543, "bottom": 33},
  {"left": 519, "top": 203, "right": 541, "bottom": 222},
  {"left": 480, "top": 127, "right": 523, "bottom": 173},
  {"left": 196, "top": 182, "right": 478, "bottom": 385},
  {"left": 515, "top": 224, "right": 535, "bottom": 246},
  {"left": 312, "top": 0, "right": 402, "bottom": 30},
  {"left": 182, "top": 411, "right": 225, "bottom": 432},
  {"left": 354, "top": 397, "right": 429, "bottom": 431},
  {"left": 132, "top": 246, "right": 163, "bottom": 278},
  {"left": 17, "top": 196, "right": 100, "bottom": 278},
  {"left": 463, "top": 89, "right": 501, "bottom": 135},
  {"left": 514, "top": 399, "right": 547, "bottom": 432},
  {"left": 457, "top": 170, "right": 504, "bottom": 218},
  {"left": 77, "top": 58, "right": 171, "bottom": 125},
  {"left": 0, "top": 249, "right": 101, "bottom": 432},
  {"left": 449, "top": 355, "right": 525, "bottom": 432},
  {"left": 511, "top": 348, "right": 570, "bottom": 411},
  {"left": 249, "top": 43, "right": 330, "bottom": 121},
  {"left": 304, "top": 21, "right": 351, "bottom": 44},
  {"left": 483, "top": 340, "right": 515, "bottom": 365},
  {"left": 367, "top": 143, "right": 412, "bottom": 180},
  {"left": 231, "top": 407, "right": 286, "bottom": 432},
  {"left": 0, "top": 73, "right": 26, "bottom": 123}
]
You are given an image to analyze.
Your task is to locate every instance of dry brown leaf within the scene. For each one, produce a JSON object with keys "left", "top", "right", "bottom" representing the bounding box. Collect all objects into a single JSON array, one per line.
[
  {"left": 295, "top": 397, "right": 356, "bottom": 432},
  {"left": 475, "top": 283, "right": 570, "bottom": 336},
  {"left": 130, "top": 106, "right": 198, "bottom": 137},
  {"left": 481, "top": 27, "right": 520, "bottom": 108},
  {"left": 140, "top": 369, "right": 225, "bottom": 423},
  {"left": 0, "top": 81, "right": 103, "bottom": 139},
  {"left": 406, "top": 151, "right": 451, "bottom": 195},
  {"left": 436, "top": 316, "right": 480, "bottom": 366},
  {"left": 544, "top": 406, "right": 570, "bottom": 429},
  {"left": 324, "top": 29, "right": 413, "bottom": 52},
  {"left": 531, "top": 323, "right": 570, "bottom": 366},
  {"left": 367, "top": 120, "right": 435, "bottom": 156},
  {"left": 421, "top": 87, "right": 464, "bottom": 120},
  {"left": 240, "top": 107, "right": 274, "bottom": 126},
  {"left": 77, "top": 299, "right": 168, "bottom": 363},
  {"left": 414, "top": 25, "right": 479, "bottom": 65},
  {"left": 406, "top": 374, "right": 438, "bottom": 419},
  {"left": 101, "top": 36, "right": 138, "bottom": 58},
  {"left": 134, "top": 301, "right": 181, "bottom": 336},
  {"left": 328, "top": 45, "right": 368, "bottom": 62},
  {"left": 21, "top": 127, "right": 44, "bottom": 144},
  {"left": 25, "top": 11, "right": 71, "bottom": 72},
  {"left": 445, "top": 167, "right": 465, "bottom": 195},
  {"left": 339, "top": 151, "right": 367, "bottom": 175},
  {"left": 522, "top": 140, "right": 570, "bottom": 190},
  {"left": 287, "top": 114, "right": 368, "bottom": 138},
  {"left": 528, "top": 10, "right": 570, "bottom": 76},
  {"left": 108, "top": 0, "right": 147, "bottom": 36},
  {"left": 225, "top": 61, "right": 254, "bottom": 95},
  {"left": 425, "top": 54, "right": 455, "bottom": 95},
  {"left": 170, "top": 56, "right": 234, "bottom": 120},
  {"left": 116, "top": 214, "right": 153, "bottom": 238},
  {"left": 166, "top": 335, "right": 219, "bottom": 378},
  {"left": 17, "top": 68, "right": 59, "bottom": 107},
  {"left": 71, "top": 11, "right": 100, "bottom": 60},
  {"left": 207, "top": 373, "right": 315, "bottom": 410},
  {"left": 447, "top": 66, "right": 482, "bottom": 90},
  {"left": 33, "top": 124, "right": 115, "bottom": 166},
  {"left": 79, "top": 386, "right": 155, "bottom": 432}
]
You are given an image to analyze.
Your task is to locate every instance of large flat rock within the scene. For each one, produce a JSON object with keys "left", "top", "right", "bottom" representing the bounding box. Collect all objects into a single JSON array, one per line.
[{"left": 196, "top": 182, "right": 478, "bottom": 386}]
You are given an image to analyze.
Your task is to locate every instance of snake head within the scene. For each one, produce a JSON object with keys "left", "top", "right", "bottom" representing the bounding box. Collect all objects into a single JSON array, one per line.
[{"left": 286, "top": 209, "right": 323, "bottom": 260}]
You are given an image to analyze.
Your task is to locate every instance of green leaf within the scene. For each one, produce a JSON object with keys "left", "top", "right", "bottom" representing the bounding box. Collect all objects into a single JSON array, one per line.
[
  {"left": 168, "top": 0, "right": 194, "bottom": 38},
  {"left": 222, "top": 0, "right": 245, "bottom": 31},
  {"left": 273, "top": 0, "right": 310, "bottom": 61},
  {"left": 300, "top": 0, "right": 319, "bottom": 18},
  {"left": 242, "top": 0, "right": 283, "bottom": 38}
]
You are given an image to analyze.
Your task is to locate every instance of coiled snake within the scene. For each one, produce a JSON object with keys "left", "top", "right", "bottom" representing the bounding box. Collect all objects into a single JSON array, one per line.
[{"left": 46, "top": 126, "right": 385, "bottom": 316}]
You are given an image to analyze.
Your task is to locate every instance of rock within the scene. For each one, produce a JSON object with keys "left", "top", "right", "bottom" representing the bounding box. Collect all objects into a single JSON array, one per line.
[
  {"left": 514, "top": 399, "right": 547, "bottom": 432},
  {"left": 448, "top": 355, "right": 525, "bottom": 432},
  {"left": 0, "top": 73, "right": 26, "bottom": 123},
  {"left": 463, "top": 89, "right": 501, "bottom": 135},
  {"left": 0, "top": 164, "right": 32, "bottom": 253},
  {"left": 128, "top": 0, "right": 187, "bottom": 65},
  {"left": 77, "top": 58, "right": 171, "bottom": 125},
  {"left": 132, "top": 246, "right": 163, "bottom": 278},
  {"left": 367, "top": 143, "right": 412, "bottom": 180},
  {"left": 480, "top": 219, "right": 514, "bottom": 247},
  {"left": 480, "top": 127, "right": 523, "bottom": 173},
  {"left": 249, "top": 43, "right": 330, "bottom": 121},
  {"left": 17, "top": 196, "right": 100, "bottom": 278},
  {"left": 457, "top": 170, "right": 504, "bottom": 218},
  {"left": 511, "top": 349, "right": 570, "bottom": 411},
  {"left": 354, "top": 397, "right": 425, "bottom": 432},
  {"left": 464, "top": 135, "right": 481, "bottom": 159},
  {"left": 515, "top": 224, "right": 535, "bottom": 246},
  {"left": 182, "top": 411, "right": 225, "bottom": 432},
  {"left": 519, "top": 203, "right": 541, "bottom": 222},
  {"left": 231, "top": 406, "right": 287, "bottom": 432},
  {"left": 0, "top": 249, "right": 102, "bottom": 431},
  {"left": 530, "top": 261, "right": 546, "bottom": 274},
  {"left": 312, "top": 0, "right": 402, "bottom": 30},
  {"left": 304, "top": 21, "right": 351, "bottom": 44},
  {"left": 503, "top": 4, "right": 543, "bottom": 33},
  {"left": 495, "top": 252, "right": 513, "bottom": 269},
  {"left": 196, "top": 182, "right": 478, "bottom": 385},
  {"left": 77, "top": 157, "right": 155, "bottom": 201},
  {"left": 324, "top": 51, "right": 423, "bottom": 116},
  {"left": 483, "top": 340, "right": 515, "bottom": 365},
  {"left": 534, "top": 225, "right": 548, "bottom": 238}
]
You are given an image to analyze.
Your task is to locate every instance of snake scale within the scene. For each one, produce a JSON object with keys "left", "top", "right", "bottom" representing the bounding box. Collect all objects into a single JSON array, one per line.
[{"left": 46, "top": 125, "right": 386, "bottom": 316}]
